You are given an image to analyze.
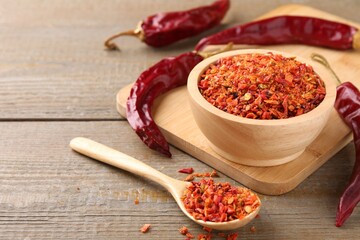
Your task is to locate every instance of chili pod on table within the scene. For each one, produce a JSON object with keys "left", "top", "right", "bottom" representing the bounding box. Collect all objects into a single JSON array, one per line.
[
  {"left": 195, "top": 15, "right": 360, "bottom": 51},
  {"left": 334, "top": 82, "right": 360, "bottom": 227},
  {"left": 126, "top": 52, "right": 204, "bottom": 157},
  {"left": 105, "top": 0, "right": 230, "bottom": 50}
]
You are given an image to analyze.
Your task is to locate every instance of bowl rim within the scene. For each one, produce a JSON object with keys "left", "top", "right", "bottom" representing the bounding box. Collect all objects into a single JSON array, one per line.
[{"left": 187, "top": 49, "right": 337, "bottom": 126}]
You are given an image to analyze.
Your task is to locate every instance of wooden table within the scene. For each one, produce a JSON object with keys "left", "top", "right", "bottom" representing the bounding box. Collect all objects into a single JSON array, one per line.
[{"left": 1, "top": 0, "right": 359, "bottom": 239}]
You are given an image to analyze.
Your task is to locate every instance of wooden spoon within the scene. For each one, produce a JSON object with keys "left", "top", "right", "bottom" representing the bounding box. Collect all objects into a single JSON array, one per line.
[{"left": 69, "top": 137, "right": 260, "bottom": 231}]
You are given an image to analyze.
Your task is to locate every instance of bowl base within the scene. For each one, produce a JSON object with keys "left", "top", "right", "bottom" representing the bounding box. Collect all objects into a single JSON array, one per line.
[{"left": 208, "top": 142, "right": 305, "bottom": 167}]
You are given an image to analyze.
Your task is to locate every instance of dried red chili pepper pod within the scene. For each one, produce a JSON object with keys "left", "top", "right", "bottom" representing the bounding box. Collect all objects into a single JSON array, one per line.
[
  {"left": 125, "top": 41, "right": 232, "bottom": 156},
  {"left": 195, "top": 15, "right": 360, "bottom": 51},
  {"left": 334, "top": 82, "right": 360, "bottom": 227},
  {"left": 105, "top": 0, "right": 230, "bottom": 51},
  {"left": 126, "top": 52, "right": 204, "bottom": 157}
]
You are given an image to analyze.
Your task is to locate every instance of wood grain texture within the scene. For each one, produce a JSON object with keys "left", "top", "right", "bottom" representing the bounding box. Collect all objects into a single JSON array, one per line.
[
  {"left": 0, "top": 0, "right": 360, "bottom": 239},
  {"left": 0, "top": 122, "right": 359, "bottom": 239}
]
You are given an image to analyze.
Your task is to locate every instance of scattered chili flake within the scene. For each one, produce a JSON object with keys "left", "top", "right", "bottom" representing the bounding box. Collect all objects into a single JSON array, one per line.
[
  {"left": 134, "top": 195, "right": 140, "bottom": 204},
  {"left": 210, "top": 170, "right": 218, "bottom": 177},
  {"left": 178, "top": 226, "right": 195, "bottom": 239},
  {"left": 250, "top": 226, "right": 256, "bottom": 233},
  {"left": 179, "top": 168, "right": 194, "bottom": 174},
  {"left": 202, "top": 226, "right": 213, "bottom": 233},
  {"left": 255, "top": 214, "right": 260, "bottom": 218},
  {"left": 198, "top": 53, "right": 326, "bottom": 119},
  {"left": 140, "top": 223, "right": 151, "bottom": 233},
  {"left": 181, "top": 178, "right": 260, "bottom": 222},
  {"left": 226, "top": 233, "right": 239, "bottom": 240},
  {"left": 193, "top": 170, "right": 219, "bottom": 178},
  {"left": 184, "top": 170, "right": 219, "bottom": 182},
  {"left": 184, "top": 174, "right": 195, "bottom": 181},
  {"left": 217, "top": 232, "right": 226, "bottom": 237},
  {"left": 198, "top": 233, "right": 212, "bottom": 240},
  {"left": 186, "top": 232, "right": 195, "bottom": 239},
  {"left": 179, "top": 226, "right": 189, "bottom": 235}
]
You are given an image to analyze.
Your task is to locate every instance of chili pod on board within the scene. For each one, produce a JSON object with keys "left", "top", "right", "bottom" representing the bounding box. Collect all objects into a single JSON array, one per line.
[
  {"left": 195, "top": 15, "right": 360, "bottom": 51},
  {"left": 126, "top": 52, "right": 204, "bottom": 157},
  {"left": 105, "top": 0, "right": 230, "bottom": 51},
  {"left": 126, "top": 43, "right": 232, "bottom": 156},
  {"left": 334, "top": 82, "right": 360, "bottom": 227}
]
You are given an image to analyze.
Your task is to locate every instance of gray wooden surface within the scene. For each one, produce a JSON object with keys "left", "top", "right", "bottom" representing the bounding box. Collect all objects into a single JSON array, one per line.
[{"left": 0, "top": 0, "right": 359, "bottom": 239}]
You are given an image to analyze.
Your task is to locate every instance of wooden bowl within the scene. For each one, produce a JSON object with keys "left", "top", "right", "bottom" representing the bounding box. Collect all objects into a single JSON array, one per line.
[{"left": 187, "top": 49, "right": 337, "bottom": 167}]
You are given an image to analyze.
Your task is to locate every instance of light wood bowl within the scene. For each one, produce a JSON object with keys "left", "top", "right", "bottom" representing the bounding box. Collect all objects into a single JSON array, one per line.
[{"left": 187, "top": 49, "right": 337, "bottom": 167}]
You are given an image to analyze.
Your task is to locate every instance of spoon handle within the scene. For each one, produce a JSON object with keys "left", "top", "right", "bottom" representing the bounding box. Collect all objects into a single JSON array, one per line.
[{"left": 70, "top": 137, "right": 178, "bottom": 189}]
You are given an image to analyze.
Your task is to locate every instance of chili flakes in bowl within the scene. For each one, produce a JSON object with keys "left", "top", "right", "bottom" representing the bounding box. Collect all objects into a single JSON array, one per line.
[{"left": 198, "top": 53, "right": 326, "bottom": 119}]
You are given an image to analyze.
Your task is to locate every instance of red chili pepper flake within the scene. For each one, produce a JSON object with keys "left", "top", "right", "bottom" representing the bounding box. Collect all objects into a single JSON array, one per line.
[
  {"left": 184, "top": 174, "right": 195, "bottom": 182},
  {"left": 184, "top": 170, "right": 219, "bottom": 182},
  {"left": 198, "top": 233, "right": 212, "bottom": 240},
  {"left": 179, "top": 226, "right": 189, "bottom": 235},
  {"left": 193, "top": 170, "right": 219, "bottom": 178},
  {"left": 140, "top": 223, "right": 151, "bottom": 233},
  {"left": 181, "top": 178, "right": 260, "bottom": 222},
  {"left": 218, "top": 232, "right": 226, "bottom": 237},
  {"left": 134, "top": 197, "right": 139, "bottom": 205},
  {"left": 179, "top": 226, "right": 195, "bottom": 239},
  {"left": 186, "top": 232, "right": 195, "bottom": 239},
  {"left": 250, "top": 225, "right": 256, "bottom": 233},
  {"left": 179, "top": 168, "right": 194, "bottom": 174},
  {"left": 226, "top": 233, "right": 239, "bottom": 240},
  {"left": 202, "top": 226, "right": 213, "bottom": 233},
  {"left": 198, "top": 53, "right": 326, "bottom": 119}
]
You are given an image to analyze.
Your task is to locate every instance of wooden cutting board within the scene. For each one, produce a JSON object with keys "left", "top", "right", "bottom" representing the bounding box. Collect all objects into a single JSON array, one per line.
[{"left": 116, "top": 4, "right": 360, "bottom": 195}]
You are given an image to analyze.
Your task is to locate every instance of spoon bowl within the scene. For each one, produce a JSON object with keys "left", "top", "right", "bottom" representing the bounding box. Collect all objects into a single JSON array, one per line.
[{"left": 70, "top": 137, "right": 260, "bottom": 231}]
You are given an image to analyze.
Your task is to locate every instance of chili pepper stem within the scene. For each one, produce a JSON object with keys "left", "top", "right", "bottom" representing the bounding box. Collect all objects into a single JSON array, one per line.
[
  {"left": 196, "top": 42, "right": 233, "bottom": 59},
  {"left": 311, "top": 53, "right": 342, "bottom": 85},
  {"left": 353, "top": 31, "right": 360, "bottom": 50},
  {"left": 104, "top": 22, "right": 145, "bottom": 51}
]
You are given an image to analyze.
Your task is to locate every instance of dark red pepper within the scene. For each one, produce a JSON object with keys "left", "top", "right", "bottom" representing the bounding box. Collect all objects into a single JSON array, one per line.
[
  {"left": 178, "top": 168, "right": 194, "bottom": 174},
  {"left": 125, "top": 43, "right": 233, "bottom": 156},
  {"left": 334, "top": 82, "right": 360, "bottom": 227},
  {"left": 105, "top": 0, "right": 230, "bottom": 50},
  {"left": 195, "top": 15, "right": 360, "bottom": 51},
  {"left": 126, "top": 52, "right": 204, "bottom": 157}
]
